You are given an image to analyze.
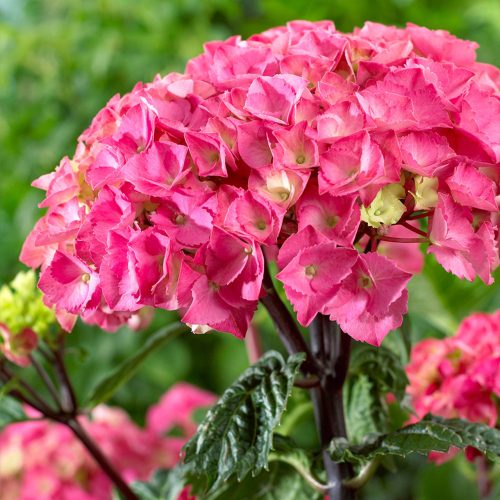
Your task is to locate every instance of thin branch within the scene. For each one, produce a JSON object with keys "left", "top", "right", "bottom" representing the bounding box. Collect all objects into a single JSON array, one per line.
[
  {"left": 377, "top": 236, "right": 428, "bottom": 244},
  {"left": 406, "top": 210, "right": 433, "bottom": 220},
  {"left": 67, "top": 419, "right": 139, "bottom": 500},
  {"left": 398, "top": 220, "right": 428, "bottom": 237},
  {"left": 0, "top": 367, "right": 59, "bottom": 419},
  {"left": 268, "top": 454, "right": 334, "bottom": 493},
  {"left": 29, "top": 354, "right": 62, "bottom": 410},
  {"left": 53, "top": 335, "right": 78, "bottom": 413},
  {"left": 0, "top": 364, "right": 54, "bottom": 414},
  {"left": 343, "top": 457, "right": 381, "bottom": 490}
]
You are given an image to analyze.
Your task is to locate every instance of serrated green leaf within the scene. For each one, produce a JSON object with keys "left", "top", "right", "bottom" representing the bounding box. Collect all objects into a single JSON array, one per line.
[
  {"left": 206, "top": 461, "right": 322, "bottom": 500},
  {"left": 183, "top": 351, "right": 305, "bottom": 494},
  {"left": 329, "top": 415, "right": 500, "bottom": 465},
  {"left": 85, "top": 322, "right": 186, "bottom": 408},
  {"left": 206, "top": 435, "right": 323, "bottom": 499},
  {"left": 131, "top": 468, "right": 187, "bottom": 500},
  {"left": 344, "top": 374, "right": 383, "bottom": 442},
  {"left": 0, "top": 395, "right": 28, "bottom": 430},
  {"left": 345, "top": 345, "right": 409, "bottom": 443},
  {"left": 349, "top": 345, "right": 409, "bottom": 402}
]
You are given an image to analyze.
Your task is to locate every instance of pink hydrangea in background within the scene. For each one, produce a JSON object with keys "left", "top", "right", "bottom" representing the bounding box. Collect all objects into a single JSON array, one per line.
[
  {"left": 0, "top": 383, "right": 215, "bottom": 500},
  {"left": 406, "top": 310, "right": 500, "bottom": 462},
  {"left": 147, "top": 382, "right": 217, "bottom": 468},
  {"left": 21, "top": 20, "right": 499, "bottom": 346}
]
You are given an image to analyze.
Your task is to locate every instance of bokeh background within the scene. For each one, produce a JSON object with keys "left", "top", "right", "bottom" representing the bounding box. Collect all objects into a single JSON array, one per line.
[{"left": 1, "top": 1, "right": 499, "bottom": 498}]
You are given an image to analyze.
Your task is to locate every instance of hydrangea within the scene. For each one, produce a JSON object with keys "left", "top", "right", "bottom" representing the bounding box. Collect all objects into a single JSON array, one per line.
[
  {"left": 406, "top": 311, "right": 500, "bottom": 462},
  {"left": 21, "top": 20, "right": 499, "bottom": 345},
  {"left": 0, "top": 383, "right": 215, "bottom": 500}
]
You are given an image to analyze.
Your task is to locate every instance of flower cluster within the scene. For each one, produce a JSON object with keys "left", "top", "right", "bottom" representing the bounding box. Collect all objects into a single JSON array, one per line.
[
  {"left": 0, "top": 271, "right": 56, "bottom": 366},
  {"left": 406, "top": 311, "right": 500, "bottom": 460},
  {"left": 22, "top": 21, "right": 499, "bottom": 345},
  {"left": 0, "top": 383, "right": 215, "bottom": 500}
]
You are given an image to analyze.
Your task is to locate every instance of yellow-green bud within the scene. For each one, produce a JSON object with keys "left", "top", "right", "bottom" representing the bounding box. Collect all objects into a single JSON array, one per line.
[
  {"left": 412, "top": 176, "right": 438, "bottom": 210},
  {"left": 0, "top": 270, "right": 56, "bottom": 340},
  {"left": 361, "top": 183, "right": 406, "bottom": 228}
]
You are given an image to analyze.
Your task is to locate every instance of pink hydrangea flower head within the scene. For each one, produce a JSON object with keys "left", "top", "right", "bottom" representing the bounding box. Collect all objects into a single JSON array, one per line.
[
  {"left": 406, "top": 310, "right": 500, "bottom": 462},
  {"left": 22, "top": 20, "right": 498, "bottom": 342}
]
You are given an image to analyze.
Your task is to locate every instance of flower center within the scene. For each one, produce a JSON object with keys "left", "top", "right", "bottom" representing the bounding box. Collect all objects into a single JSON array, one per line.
[
  {"left": 325, "top": 214, "right": 338, "bottom": 228},
  {"left": 255, "top": 220, "right": 267, "bottom": 231},
  {"left": 304, "top": 265, "right": 317, "bottom": 278},
  {"left": 358, "top": 274, "right": 372, "bottom": 289},
  {"left": 81, "top": 273, "right": 91, "bottom": 283},
  {"left": 295, "top": 154, "right": 306, "bottom": 165},
  {"left": 174, "top": 214, "right": 187, "bottom": 225}
]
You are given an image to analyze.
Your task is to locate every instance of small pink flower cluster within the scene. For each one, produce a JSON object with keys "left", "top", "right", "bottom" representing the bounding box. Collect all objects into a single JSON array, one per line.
[
  {"left": 406, "top": 311, "right": 500, "bottom": 460},
  {"left": 22, "top": 21, "right": 499, "bottom": 345},
  {"left": 0, "top": 383, "right": 216, "bottom": 500}
]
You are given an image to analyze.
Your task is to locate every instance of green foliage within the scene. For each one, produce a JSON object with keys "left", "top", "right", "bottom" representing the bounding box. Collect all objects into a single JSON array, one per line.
[
  {"left": 132, "top": 468, "right": 186, "bottom": 500},
  {"left": 0, "top": 270, "right": 56, "bottom": 338},
  {"left": 408, "top": 256, "right": 500, "bottom": 339},
  {"left": 85, "top": 322, "right": 186, "bottom": 408},
  {"left": 344, "top": 345, "right": 409, "bottom": 442},
  {"left": 183, "top": 351, "right": 304, "bottom": 494},
  {"left": 330, "top": 415, "right": 500, "bottom": 465},
  {"left": 0, "top": 395, "right": 28, "bottom": 430},
  {"left": 207, "top": 461, "right": 321, "bottom": 500}
]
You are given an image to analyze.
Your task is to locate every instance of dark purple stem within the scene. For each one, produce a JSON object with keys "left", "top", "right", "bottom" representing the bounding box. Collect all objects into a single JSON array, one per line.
[
  {"left": 259, "top": 262, "right": 355, "bottom": 498},
  {"left": 310, "top": 315, "right": 354, "bottom": 500}
]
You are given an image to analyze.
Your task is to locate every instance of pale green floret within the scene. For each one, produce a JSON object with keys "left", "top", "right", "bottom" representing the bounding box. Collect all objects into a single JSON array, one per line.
[
  {"left": 411, "top": 175, "right": 438, "bottom": 211},
  {"left": 360, "top": 183, "right": 406, "bottom": 228},
  {"left": 0, "top": 270, "right": 56, "bottom": 339}
]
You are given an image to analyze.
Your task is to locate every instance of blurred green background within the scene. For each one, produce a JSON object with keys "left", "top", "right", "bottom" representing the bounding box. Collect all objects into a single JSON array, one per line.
[{"left": 1, "top": 1, "right": 499, "bottom": 499}]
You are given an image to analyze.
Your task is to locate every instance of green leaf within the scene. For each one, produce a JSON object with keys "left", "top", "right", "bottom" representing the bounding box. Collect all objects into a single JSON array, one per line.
[
  {"left": 349, "top": 345, "right": 409, "bottom": 402},
  {"left": 183, "top": 351, "right": 305, "bottom": 494},
  {"left": 344, "top": 345, "right": 409, "bottom": 442},
  {"left": 206, "top": 460, "right": 322, "bottom": 500},
  {"left": 344, "top": 374, "right": 384, "bottom": 442},
  {"left": 329, "top": 415, "right": 500, "bottom": 465},
  {"left": 85, "top": 322, "right": 186, "bottom": 408},
  {"left": 0, "top": 395, "right": 28, "bottom": 430},
  {"left": 205, "top": 435, "right": 323, "bottom": 499},
  {"left": 131, "top": 468, "right": 187, "bottom": 500}
]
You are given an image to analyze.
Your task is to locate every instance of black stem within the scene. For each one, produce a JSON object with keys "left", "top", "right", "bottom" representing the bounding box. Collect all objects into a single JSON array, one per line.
[
  {"left": 310, "top": 315, "right": 354, "bottom": 500},
  {"left": 260, "top": 265, "right": 318, "bottom": 374},
  {"left": 67, "top": 418, "right": 139, "bottom": 500}
]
